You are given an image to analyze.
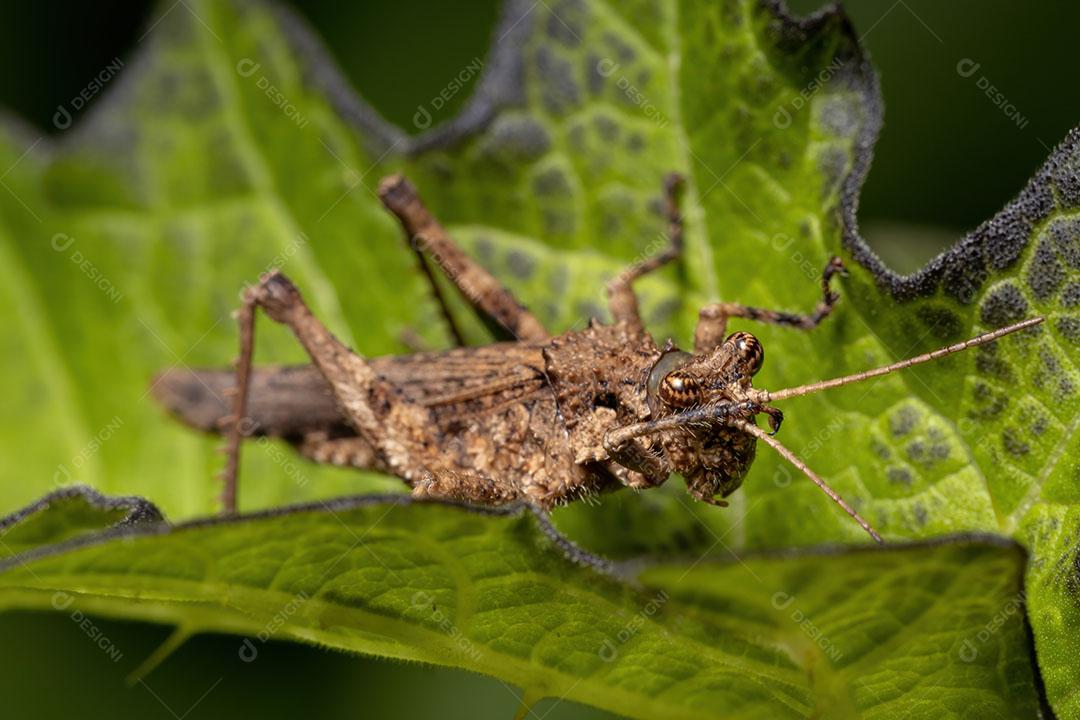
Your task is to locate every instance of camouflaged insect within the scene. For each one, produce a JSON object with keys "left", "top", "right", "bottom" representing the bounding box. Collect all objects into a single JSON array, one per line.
[{"left": 154, "top": 174, "right": 1042, "bottom": 543}]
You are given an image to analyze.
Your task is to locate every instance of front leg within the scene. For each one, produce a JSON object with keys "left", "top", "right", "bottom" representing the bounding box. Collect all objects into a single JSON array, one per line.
[
  {"left": 601, "top": 432, "right": 670, "bottom": 489},
  {"left": 694, "top": 256, "right": 846, "bottom": 352},
  {"left": 606, "top": 173, "right": 684, "bottom": 329}
]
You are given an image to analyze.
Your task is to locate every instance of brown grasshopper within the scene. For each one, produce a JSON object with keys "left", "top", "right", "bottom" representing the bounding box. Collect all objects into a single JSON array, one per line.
[{"left": 153, "top": 173, "right": 1042, "bottom": 544}]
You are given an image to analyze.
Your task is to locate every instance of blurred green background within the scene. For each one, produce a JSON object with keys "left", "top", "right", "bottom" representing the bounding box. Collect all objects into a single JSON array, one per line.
[{"left": 0, "top": 1, "right": 1077, "bottom": 717}]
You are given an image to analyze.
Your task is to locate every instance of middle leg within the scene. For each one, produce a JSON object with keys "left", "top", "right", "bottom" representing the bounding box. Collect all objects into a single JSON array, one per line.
[{"left": 694, "top": 256, "right": 846, "bottom": 353}]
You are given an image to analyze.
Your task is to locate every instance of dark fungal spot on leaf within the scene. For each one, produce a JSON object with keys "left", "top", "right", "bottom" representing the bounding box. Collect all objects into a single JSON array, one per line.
[
  {"left": 975, "top": 344, "right": 1014, "bottom": 382},
  {"left": 906, "top": 440, "right": 944, "bottom": 467},
  {"left": 1062, "top": 282, "right": 1080, "bottom": 308},
  {"left": 942, "top": 243, "right": 988, "bottom": 304},
  {"left": 542, "top": 209, "right": 575, "bottom": 236},
  {"left": 1027, "top": 236, "right": 1064, "bottom": 301},
  {"left": 506, "top": 250, "right": 537, "bottom": 280},
  {"left": 545, "top": 0, "right": 583, "bottom": 47},
  {"left": 1002, "top": 427, "right": 1030, "bottom": 457},
  {"left": 585, "top": 53, "right": 605, "bottom": 95},
  {"left": 1048, "top": 217, "right": 1080, "bottom": 268},
  {"left": 598, "top": 190, "right": 635, "bottom": 237},
  {"left": 474, "top": 236, "right": 495, "bottom": 263},
  {"left": 1032, "top": 413, "right": 1049, "bottom": 436},
  {"left": 1056, "top": 316, "right": 1080, "bottom": 343},
  {"left": 532, "top": 166, "right": 572, "bottom": 197},
  {"left": 889, "top": 405, "right": 920, "bottom": 438},
  {"left": 1051, "top": 154, "right": 1080, "bottom": 207},
  {"left": 887, "top": 466, "right": 912, "bottom": 486},
  {"left": 626, "top": 132, "right": 645, "bottom": 154},
  {"left": 984, "top": 214, "right": 1033, "bottom": 272},
  {"left": 593, "top": 114, "right": 619, "bottom": 142},
  {"left": 913, "top": 504, "right": 928, "bottom": 527},
  {"left": 602, "top": 31, "right": 636, "bottom": 63},
  {"left": 916, "top": 305, "right": 962, "bottom": 341},
  {"left": 479, "top": 116, "right": 552, "bottom": 163},
  {"left": 871, "top": 439, "right": 891, "bottom": 460},
  {"left": 1039, "top": 346, "right": 1064, "bottom": 378},
  {"left": 925, "top": 427, "right": 951, "bottom": 461},
  {"left": 980, "top": 283, "right": 1029, "bottom": 327},
  {"left": 1033, "top": 347, "right": 1075, "bottom": 401},
  {"left": 600, "top": 208, "right": 623, "bottom": 237},
  {"left": 970, "top": 381, "right": 1009, "bottom": 419},
  {"left": 535, "top": 47, "right": 580, "bottom": 115},
  {"left": 600, "top": 209, "right": 626, "bottom": 237}
]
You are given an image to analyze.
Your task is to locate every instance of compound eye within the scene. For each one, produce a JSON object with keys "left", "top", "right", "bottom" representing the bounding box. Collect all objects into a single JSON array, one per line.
[
  {"left": 659, "top": 371, "right": 700, "bottom": 407},
  {"left": 726, "top": 331, "right": 764, "bottom": 376},
  {"left": 647, "top": 349, "right": 692, "bottom": 410}
]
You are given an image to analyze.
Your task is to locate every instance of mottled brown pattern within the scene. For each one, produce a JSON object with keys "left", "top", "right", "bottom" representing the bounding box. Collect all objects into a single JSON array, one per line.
[
  {"left": 153, "top": 175, "right": 1039, "bottom": 543},
  {"left": 150, "top": 174, "right": 840, "bottom": 517}
]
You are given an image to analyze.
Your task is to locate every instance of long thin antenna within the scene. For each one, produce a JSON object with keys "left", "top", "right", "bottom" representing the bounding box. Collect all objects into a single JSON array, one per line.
[
  {"left": 732, "top": 419, "right": 883, "bottom": 543},
  {"left": 764, "top": 316, "right": 1043, "bottom": 403}
]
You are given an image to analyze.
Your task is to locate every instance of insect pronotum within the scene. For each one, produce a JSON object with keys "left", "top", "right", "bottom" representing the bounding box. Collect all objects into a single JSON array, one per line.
[{"left": 152, "top": 173, "right": 1043, "bottom": 544}]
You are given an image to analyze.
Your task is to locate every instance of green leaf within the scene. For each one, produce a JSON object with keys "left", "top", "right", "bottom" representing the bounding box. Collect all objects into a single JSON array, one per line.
[
  {"left": 0, "top": 493, "right": 1042, "bottom": 719},
  {"left": 0, "top": 485, "right": 162, "bottom": 560},
  {"left": 0, "top": 0, "right": 1076, "bottom": 715}
]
